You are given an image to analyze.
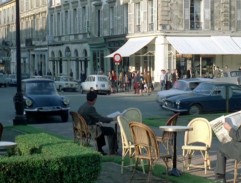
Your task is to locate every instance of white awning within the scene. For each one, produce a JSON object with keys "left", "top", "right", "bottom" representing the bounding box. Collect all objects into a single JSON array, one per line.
[
  {"left": 166, "top": 36, "right": 241, "bottom": 55},
  {"left": 106, "top": 36, "right": 155, "bottom": 57},
  {"left": 211, "top": 36, "right": 241, "bottom": 54}
]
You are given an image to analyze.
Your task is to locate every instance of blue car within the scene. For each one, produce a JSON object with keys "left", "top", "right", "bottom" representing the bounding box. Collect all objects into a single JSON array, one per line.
[
  {"left": 21, "top": 78, "right": 70, "bottom": 122},
  {"left": 162, "top": 81, "right": 241, "bottom": 115}
]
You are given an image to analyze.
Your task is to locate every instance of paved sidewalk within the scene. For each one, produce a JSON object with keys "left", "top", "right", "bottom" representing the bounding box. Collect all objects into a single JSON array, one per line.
[{"left": 29, "top": 122, "right": 241, "bottom": 183}]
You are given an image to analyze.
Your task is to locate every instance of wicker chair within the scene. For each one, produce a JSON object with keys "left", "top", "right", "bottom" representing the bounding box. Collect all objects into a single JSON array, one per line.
[
  {"left": 70, "top": 111, "right": 95, "bottom": 146},
  {"left": 156, "top": 113, "right": 179, "bottom": 155},
  {"left": 117, "top": 116, "right": 145, "bottom": 174},
  {"left": 129, "top": 122, "right": 170, "bottom": 182},
  {"left": 122, "top": 108, "right": 142, "bottom": 122},
  {"left": 234, "top": 160, "right": 241, "bottom": 183},
  {"left": 182, "top": 118, "right": 212, "bottom": 174}
]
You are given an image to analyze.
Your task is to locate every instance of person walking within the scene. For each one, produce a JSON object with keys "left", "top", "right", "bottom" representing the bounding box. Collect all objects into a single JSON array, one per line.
[
  {"left": 145, "top": 71, "right": 152, "bottom": 95},
  {"left": 165, "top": 69, "right": 172, "bottom": 90},
  {"left": 78, "top": 90, "right": 117, "bottom": 155},
  {"left": 160, "top": 69, "right": 166, "bottom": 90}
]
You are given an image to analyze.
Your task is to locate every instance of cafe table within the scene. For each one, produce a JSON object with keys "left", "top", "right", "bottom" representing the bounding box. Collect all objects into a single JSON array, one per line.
[{"left": 159, "top": 125, "right": 193, "bottom": 176}]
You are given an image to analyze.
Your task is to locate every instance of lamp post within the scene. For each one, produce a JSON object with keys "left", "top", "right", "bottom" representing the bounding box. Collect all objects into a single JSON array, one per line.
[{"left": 13, "top": 0, "right": 26, "bottom": 125}]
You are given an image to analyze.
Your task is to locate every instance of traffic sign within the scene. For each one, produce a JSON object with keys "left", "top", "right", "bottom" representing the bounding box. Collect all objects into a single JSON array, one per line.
[{"left": 113, "top": 53, "right": 122, "bottom": 63}]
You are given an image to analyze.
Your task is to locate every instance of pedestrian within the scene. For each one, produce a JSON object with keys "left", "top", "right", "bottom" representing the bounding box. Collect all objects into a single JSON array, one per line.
[
  {"left": 165, "top": 69, "right": 172, "bottom": 90},
  {"left": 214, "top": 122, "right": 241, "bottom": 183},
  {"left": 78, "top": 90, "right": 117, "bottom": 155},
  {"left": 171, "top": 69, "right": 177, "bottom": 86},
  {"left": 145, "top": 71, "right": 152, "bottom": 95},
  {"left": 160, "top": 69, "right": 166, "bottom": 90},
  {"left": 70, "top": 69, "right": 73, "bottom": 79},
  {"left": 111, "top": 70, "right": 117, "bottom": 93}
]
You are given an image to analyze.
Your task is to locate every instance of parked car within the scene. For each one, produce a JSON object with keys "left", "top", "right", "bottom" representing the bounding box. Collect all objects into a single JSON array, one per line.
[
  {"left": 214, "top": 70, "right": 241, "bottom": 85},
  {"left": 80, "top": 74, "right": 111, "bottom": 95},
  {"left": 162, "top": 81, "right": 241, "bottom": 115},
  {"left": 0, "top": 73, "right": 8, "bottom": 87},
  {"left": 54, "top": 75, "right": 79, "bottom": 91},
  {"left": 6, "top": 74, "right": 15, "bottom": 86},
  {"left": 21, "top": 78, "right": 70, "bottom": 122},
  {"left": 156, "top": 78, "right": 212, "bottom": 106}
]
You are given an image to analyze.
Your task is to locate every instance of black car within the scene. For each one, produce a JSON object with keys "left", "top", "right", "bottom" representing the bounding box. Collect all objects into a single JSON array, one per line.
[
  {"left": 162, "top": 81, "right": 241, "bottom": 115},
  {"left": 21, "top": 78, "right": 70, "bottom": 122}
]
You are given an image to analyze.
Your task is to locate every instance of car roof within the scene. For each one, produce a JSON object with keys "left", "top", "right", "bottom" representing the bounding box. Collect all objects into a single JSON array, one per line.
[
  {"left": 178, "top": 78, "right": 212, "bottom": 83},
  {"left": 22, "top": 78, "right": 53, "bottom": 82},
  {"left": 198, "top": 80, "right": 238, "bottom": 85}
]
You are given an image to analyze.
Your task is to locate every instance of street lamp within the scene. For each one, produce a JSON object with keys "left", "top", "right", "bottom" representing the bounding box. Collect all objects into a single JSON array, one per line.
[{"left": 13, "top": 0, "right": 26, "bottom": 125}]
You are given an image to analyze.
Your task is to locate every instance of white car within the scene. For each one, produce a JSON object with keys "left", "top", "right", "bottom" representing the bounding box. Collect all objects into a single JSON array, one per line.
[
  {"left": 80, "top": 75, "right": 111, "bottom": 95},
  {"left": 214, "top": 70, "right": 241, "bottom": 85},
  {"left": 54, "top": 75, "right": 79, "bottom": 92},
  {"left": 156, "top": 78, "right": 212, "bottom": 106},
  {"left": 0, "top": 73, "right": 8, "bottom": 87}
]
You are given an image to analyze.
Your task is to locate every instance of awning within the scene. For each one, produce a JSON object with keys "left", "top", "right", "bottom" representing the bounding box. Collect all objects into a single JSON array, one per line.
[
  {"left": 106, "top": 36, "right": 155, "bottom": 57},
  {"left": 166, "top": 36, "right": 241, "bottom": 55}
]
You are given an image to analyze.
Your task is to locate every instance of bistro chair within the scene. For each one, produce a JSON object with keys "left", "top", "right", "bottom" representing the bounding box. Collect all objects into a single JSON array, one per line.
[
  {"left": 70, "top": 111, "right": 94, "bottom": 147},
  {"left": 157, "top": 113, "right": 179, "bottom": 155},
  {"left": 182, "top": 118, "right": 212, "bottom": 174},
  {"left": 234, "top": 160, "right": 241, "bottom": 183},
  {"left": 117, "top": 116, "right": 145, "bottom": 174},
  {"left": 122, "top": 108, "right": 142, "bottom": 123},
  {"left": 129, "top": 122, "right": 170, "bottom": 182}
]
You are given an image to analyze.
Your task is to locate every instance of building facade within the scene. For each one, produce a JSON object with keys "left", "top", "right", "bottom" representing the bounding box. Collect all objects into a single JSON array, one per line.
[
  {"left": 0, "top": 0, "right": 49, "bottom": 76},
  {"left": 47, "top": 0, "right": 128, "bottom": 81},
  {"left": 1, "top": 0, "right": 241, "bottom": 83},
  {"left": 107, "top": 0, "right": 241, "bottom": 82}
]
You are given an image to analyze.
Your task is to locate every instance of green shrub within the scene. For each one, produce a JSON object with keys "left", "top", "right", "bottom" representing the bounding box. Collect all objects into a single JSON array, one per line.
[{"left": 1, "top": 133, "right": 102, "bottom": 183}]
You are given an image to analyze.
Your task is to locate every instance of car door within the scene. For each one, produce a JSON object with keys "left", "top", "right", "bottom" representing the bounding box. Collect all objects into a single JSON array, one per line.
[
  {"left": 229, "top": 85, "right": 241, "bottom": 111},
  {"left": 200, "top": 86, "right": 227, "bottom": 113}
]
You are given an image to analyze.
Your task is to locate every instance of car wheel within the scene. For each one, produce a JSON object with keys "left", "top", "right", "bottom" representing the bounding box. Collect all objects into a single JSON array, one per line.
[
  {"left": 61, "top": 112, "right": 69, "bottom": 122},
  {"left": 189, "top": 104, "right": 202, "bottom": 115}
]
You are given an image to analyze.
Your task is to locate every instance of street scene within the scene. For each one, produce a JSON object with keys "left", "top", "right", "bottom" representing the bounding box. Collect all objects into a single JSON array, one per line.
[{"left": 1, "top": 0, "right": 241, "bottom": 182}]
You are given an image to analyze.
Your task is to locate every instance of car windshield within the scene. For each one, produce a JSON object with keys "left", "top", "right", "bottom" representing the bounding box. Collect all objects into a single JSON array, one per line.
[
  {"left": 25, "top": 81, "right": 57, "bottom": 95},
  {"left": 172, "top": 80, "right": 189, "bottom": 91},
  {"left": 193, "top": 83, "right": 214, "bottom": 95},
  {"left": 98, "top": 76, "right": 108, "bottom": 82}
]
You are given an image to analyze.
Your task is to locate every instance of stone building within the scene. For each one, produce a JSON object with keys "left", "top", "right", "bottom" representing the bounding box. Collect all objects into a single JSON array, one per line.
[
  {"left": 47, "top": 0, "right": 128, "bottom": 81},
  {"left": 1, "top": 0, "right": 241, "bottom": 83},
  {"left": 107, "top": 0, "right": 241, "bottom": 82},
  {"left": 0, "top": 0, "right": 48, "bottom": 76}
]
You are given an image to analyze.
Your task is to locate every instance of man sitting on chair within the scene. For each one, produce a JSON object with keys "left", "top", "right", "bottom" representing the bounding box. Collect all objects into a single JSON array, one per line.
[{"left": 78, "top": 90, "right": 117, "bottom": 155}]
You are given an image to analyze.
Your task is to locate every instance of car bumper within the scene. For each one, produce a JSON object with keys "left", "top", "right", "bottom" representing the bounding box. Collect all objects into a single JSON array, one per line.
[
  {"left": 162, "top": 105, "right": 188, "bottom": 113},
  {"left": 25, "top": 106, "right": 70, "bottom": 113}
]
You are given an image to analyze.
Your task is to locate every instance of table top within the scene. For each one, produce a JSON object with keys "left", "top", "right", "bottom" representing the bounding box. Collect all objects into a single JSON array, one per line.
[
  {"left": 159, "top": 126, "right": 193, "bottom": 132},
  {"left": 0, "top": 141, "right": 17, "bottom": 149}
]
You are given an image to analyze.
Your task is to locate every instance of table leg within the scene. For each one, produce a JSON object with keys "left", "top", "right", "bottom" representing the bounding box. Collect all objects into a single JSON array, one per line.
[
  {"left": 168, "top": 131, "right": 182, "bottom": 176},
  {"left": 115, "top": 123, "right": 118, "bottom": 153}
]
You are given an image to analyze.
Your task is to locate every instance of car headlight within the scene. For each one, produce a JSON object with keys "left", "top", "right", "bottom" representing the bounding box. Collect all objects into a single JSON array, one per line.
[
  {"left": 62, "top": 98, "right": 70, "bottom": 105},
  {"left": 25, "top": 98, "right": 32, "bottom": 107},
  {"left": 176, "top": 100, "right": 181, "bottom": 108}
]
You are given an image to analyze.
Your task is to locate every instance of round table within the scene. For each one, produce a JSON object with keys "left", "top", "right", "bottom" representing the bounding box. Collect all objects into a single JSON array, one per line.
[
  {"left": 0, "top": 141, "right": 17, "bottom": 150},
  {"left": 159, "top": 126, "right": 192, "bottom": 176}
]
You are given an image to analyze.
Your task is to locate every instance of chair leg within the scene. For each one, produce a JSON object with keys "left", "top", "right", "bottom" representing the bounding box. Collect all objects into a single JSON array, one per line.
[{"left": 234, "top": 160, "right": 238, "bottom": 183}]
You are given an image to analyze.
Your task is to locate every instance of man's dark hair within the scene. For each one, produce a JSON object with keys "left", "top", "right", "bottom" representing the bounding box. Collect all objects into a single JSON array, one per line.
[{"left": 87, "top": 90, "right": 97, "bottom": 102}]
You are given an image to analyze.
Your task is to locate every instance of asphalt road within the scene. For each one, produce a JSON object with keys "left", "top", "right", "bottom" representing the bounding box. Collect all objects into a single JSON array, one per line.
[{"left": 0, "top": 86, "right": 173, "bottom": 126}]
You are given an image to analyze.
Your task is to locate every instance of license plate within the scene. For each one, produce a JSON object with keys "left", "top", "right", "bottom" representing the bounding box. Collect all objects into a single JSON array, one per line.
[{"left": 101, "top": 84, "right": 105, "bottom": 87}]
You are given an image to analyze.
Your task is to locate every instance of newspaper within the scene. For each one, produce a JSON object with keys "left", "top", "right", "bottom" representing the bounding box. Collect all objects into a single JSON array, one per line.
[
  {"left": 210, "top": 111, "right": 241, "bottom": 143},
  {"left": 107, "top": 111, "right": 121, "bottom": 118}
]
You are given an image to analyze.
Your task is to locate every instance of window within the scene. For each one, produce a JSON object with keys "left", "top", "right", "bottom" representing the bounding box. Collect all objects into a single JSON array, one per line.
[
  {"left": 73, "top": 9, "right": 78, "bottom": 34},
  {"left": 96, "top": 9, "right": 101, "bottom": 37},
  {"left": 82, "top": 6, "right": 87, "bottom": 32},
  {"left": 109, "top": 7, "right": 114, "bottom": 35},
  {"left": 135, "top": 3, "right": 141, "bottom": 32},
  {"left": 65, "top": 11, "right": 69, "bottom": 34},
  {"left": 148, "top": 0, "right": 154, "bottom": 31},
  {"left": 190, "top": 0, "right": 203, "bottom": 30}
]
